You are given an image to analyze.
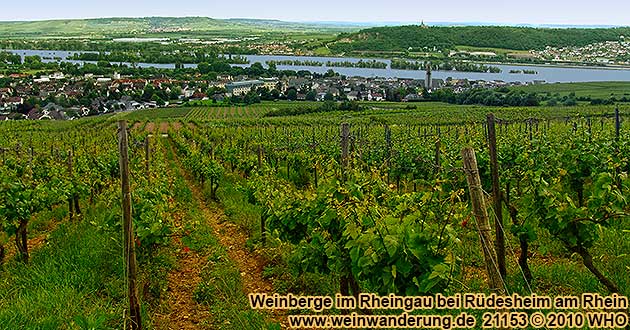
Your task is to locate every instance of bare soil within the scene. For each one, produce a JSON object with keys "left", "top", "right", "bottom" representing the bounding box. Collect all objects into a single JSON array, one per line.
[{"left": 155, "top": 139, "right": 283, "bottom": 329}]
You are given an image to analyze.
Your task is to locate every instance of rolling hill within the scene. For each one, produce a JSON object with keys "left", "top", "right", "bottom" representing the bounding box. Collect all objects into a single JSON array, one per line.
[
  {"left": 0, "top": 17, "right": 359, "bottom": 38},
  {"left": 328, "top": 25, "right": 630, "bottom": 53}
]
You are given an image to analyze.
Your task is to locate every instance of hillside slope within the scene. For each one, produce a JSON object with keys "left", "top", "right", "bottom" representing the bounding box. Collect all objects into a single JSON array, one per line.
[
  {"left": 329, "top": 25, "right": 630, "bottom": 52},
  {"left": 0, "top": 17, "right": 356, "bottom": 37}
]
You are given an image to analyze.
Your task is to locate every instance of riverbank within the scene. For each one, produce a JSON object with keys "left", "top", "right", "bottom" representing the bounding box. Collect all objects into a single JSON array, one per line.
[{"left": 5, "top": 49, "right": 630, "bottom": 83}]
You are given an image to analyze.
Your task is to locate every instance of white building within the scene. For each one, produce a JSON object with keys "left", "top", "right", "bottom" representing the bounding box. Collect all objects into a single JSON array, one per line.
[{"left": 225, "top": 80, "right": 264, "bottom": 96}]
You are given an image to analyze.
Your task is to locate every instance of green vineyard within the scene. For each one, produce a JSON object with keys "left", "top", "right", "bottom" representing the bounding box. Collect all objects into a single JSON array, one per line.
[{"left": 0, "top": 102, "right": 628, "bottom": 329}]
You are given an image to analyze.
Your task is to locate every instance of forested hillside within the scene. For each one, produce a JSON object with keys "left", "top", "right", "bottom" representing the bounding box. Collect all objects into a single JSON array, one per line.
[{"left": 330, "top": 25, "right": 630, "bottom": 52}]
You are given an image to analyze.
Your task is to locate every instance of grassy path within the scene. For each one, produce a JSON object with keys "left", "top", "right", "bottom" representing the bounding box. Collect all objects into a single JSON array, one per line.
[
  {"left": 154, "top": 128, "right": 280, "bottom": 329},
  {"left": 152, "top": 147, "right": 211, "bottom": 328}
]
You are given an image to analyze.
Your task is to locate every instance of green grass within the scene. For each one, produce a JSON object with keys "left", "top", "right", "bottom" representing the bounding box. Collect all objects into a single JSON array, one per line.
[
  {"left": 213, "top": 171, "right": 338, "bottom": 298},
  {"left": 454, "top": 45, "right": 532, "bottom": 56},
  {"left": 313, "top": 46, "right": 333, "bottom": 56},
  {"left": 513, "top": 81, "right": 630, "bottom": 99},
  {"left": 126, "top": 101, "right": 627, "bottom": 126},
  {"left": 215, "top": 173, "right": 262, "bottom": 239},
  {"left": 0, "top": 17, "right": 354, "bottom": 39},
  {"left": 122, "top": 107, "right": 192, "bottom": 121},
  {"left": 0, "top": 203, "right": 125, "bottom": 329},
  {"left": 163, "top": 137, "right": 278, "bottom": 329},
  {"left": 183, "top": 101, "right": 322, "bottom": 120},
  {"left": 191, "top": 227, "right": 277, "bottom": 330}
]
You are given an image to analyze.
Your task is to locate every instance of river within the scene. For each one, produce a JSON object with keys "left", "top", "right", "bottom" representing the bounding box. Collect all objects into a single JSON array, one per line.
[{"left": 6, "top": 49, "right": 630, "bottom": 83}]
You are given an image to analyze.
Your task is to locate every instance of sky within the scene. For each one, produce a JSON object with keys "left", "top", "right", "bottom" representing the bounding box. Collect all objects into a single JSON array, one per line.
[{"left": 1, "top": 0, "right": 629, "bottom": 26}]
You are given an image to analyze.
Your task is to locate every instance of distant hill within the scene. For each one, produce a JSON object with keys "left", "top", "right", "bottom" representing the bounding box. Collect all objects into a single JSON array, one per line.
[
  {"left": 0, "top": 17, "right": 359, "bottom": 37},
  {"left": 329, "top": 25, "right": 630, "bottom": 52}
]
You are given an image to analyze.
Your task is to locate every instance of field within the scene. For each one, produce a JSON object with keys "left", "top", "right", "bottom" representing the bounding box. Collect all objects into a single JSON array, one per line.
[
  {"left": 454, "top": 45, "right": 533, "bottom": 57},
  {"left": 123, "top": 101, "right": 628, "bottom": 124},
  {"left": 513, "top": 81, "right": 630, "bottom": 99},
  {"left": 0, "top": 102, "right": 628, "bottom": 329},
  {"left": 0, "top": 17, "right": 357, "bottom": 39},
  {"left": 184, "top": 101, "right": 321, "bottom": 120},
  {"left": 123, "top": 101, "right": 325, "bottom": 121},
  {"left": 120, "top": 107, "right": 192, "bottom": 121}
]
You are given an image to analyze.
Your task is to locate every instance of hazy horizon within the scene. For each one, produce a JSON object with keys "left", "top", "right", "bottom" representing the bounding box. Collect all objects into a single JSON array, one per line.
[
  {"left": 0, "top": 16, "right": 625, "bottom": 28},
  {"left": 1, "top": 0, "right": 629, "bottom": 26}
]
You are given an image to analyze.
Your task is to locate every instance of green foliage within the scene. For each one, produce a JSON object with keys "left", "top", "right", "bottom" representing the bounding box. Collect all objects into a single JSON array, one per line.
[
  {"left": 247, "top": 165, "right": 461, "bottom": 295},
  {"left": 331, "top": 25, "right": 630, "bottom": 52},
  {"left": 429, "top": 88, "right": 540, "bottom": 106},
  {"left": 392, "top": 59, "right": 501, "bottom": 73},
  {"left": 0, "top": 17, "right": 353, "bottom": 38},
  {"left": 0, "top": 211, "right": 126, "bottom": 328},
  {"left": 0, "top": 174, "right": 64, "bottom": 233},
  {"left": 264, "top": 100, "right": 363, "bottom": 117}
]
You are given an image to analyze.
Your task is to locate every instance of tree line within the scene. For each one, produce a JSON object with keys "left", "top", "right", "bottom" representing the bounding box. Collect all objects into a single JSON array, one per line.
[
  {"left": 330, "top": 25, "right": 630, "bottom": 52},
  {"left": 264, "top": 100, "right": 362, "bottom": 117}
]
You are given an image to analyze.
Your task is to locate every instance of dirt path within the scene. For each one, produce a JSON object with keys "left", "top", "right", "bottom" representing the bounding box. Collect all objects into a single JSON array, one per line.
[
  {"left": 171, "top": 121, "right": 183, "bottom": 131},
  {"left": 184, "top": 167, "right": 286, "bottom": 326},
  {"left": 153, "top": 135, "right": 211, "bottom": 329},
  {"left": 4, "top": 230, "right": 52, "bottom": 262},
  {"left": 156, "top": 133, "right": 283, "bottom": 328},
  {"left": 168, "top": 130, "right": 275, "bottom": 295},
  {"left": 3, "top": 212, "right": 64, "bottom": 262},
  {"left": 131, "top": 121, "right": 144, "bottom": 131},
  {"left": 200, "top": 197, "right": 275, "bottom": 294},
  {"left": 159, "top": 122, "right": 170, "bottom": 134},
  {"left": 153, "top": 232, "right": 212, "bottom": 329},
  {"left": 184, "top": 164, "right": 287, "bottom": 327},
  {"left": 145, "top": 122, "right": 156, "bottom": 133}
]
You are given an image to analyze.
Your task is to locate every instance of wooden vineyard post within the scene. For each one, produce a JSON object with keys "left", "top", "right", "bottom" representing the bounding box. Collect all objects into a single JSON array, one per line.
[
  {"left": 384, "top": 124, "right": 391, "bottom": 184},
  {"left": 117, "top": 121, "right": 143, "bottom": 330},
  {"left": 310, "top": 131, "right": 319, "bottom": 188},
  {"left": 286, "top": 156, "right": 290, "bottom": 180},
  {"left": 341, "top": 123, "right": 350, "bottom": 170},
  {"left": 67, "top": 149, "right": 74, "bottom": 219},
  {"left": 434, "top": 139, "right": 441, "bottom": 175},
  {"left": 144, "top": 137, "right": 150, "bottom": 181},
  {"left": 313, "top": 163, "right": 319, "bottom": 189},
  {"left": 258, "top": 145, "right": 266, "bottom": 245},
  {"left": 261, "top": 213, "right": 267, "bottom": 245},
  {"left": 487, "top": 114, "right": 506, "bottom": 278},
  {"left": 28, "top": 146, "right": 33, "bottom": 173},
  {"left": 614, "top": 108, "right": 622, "bottom": 189},
  {"left": 615, "top": 107, "right": 620, "bottom": 141},
  {"left": 72, "top": 146, "right": 81, "bottom": 217},
  {"left": 462, "top": 147, "right": 505, "bottom": 294},
  {"left": 339, "top": 123, "right": 353, "bottom": 312}
]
